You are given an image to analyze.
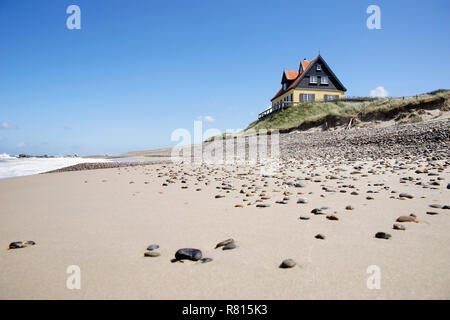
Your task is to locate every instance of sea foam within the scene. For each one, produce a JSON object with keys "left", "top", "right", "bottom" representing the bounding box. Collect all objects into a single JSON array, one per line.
[{"left": 0, "top": 154, "right": 112, "bottom": 179}]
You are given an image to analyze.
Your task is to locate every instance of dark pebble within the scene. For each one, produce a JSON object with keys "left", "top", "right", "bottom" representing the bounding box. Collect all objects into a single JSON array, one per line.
[
  {"left": 175, "top": 248, "right": 203, "bottom": 261},
  {"left": 147, "top": 244, "right": 159, "bottom": 251},
  {"left": 215, "top": 238, "right": 234, "bottom": 249},
  {"left": 144, "top": 251, "right": 160, "bottom": 257},
  {"left": 279, "top": 259, "right": 296, "bottom": 268},
  {"left": 223, "top": 243, "right": 237, "bottom": 250},
  {"left": 200, "top": 258, "right": 213, "bottom": 264},
  {"left": 375, "top": 232, "right": 391, "bottom": 239}
]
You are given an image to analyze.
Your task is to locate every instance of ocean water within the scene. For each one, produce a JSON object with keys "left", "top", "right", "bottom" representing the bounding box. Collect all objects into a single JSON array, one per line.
[{"left": 0, "top": 153, "right": 113, "bottom": 179}]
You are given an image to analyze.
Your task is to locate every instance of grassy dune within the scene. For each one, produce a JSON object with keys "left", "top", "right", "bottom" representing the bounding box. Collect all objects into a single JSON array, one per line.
[{"left": 244, "top": 89, "right": 450, "bottom": 133}]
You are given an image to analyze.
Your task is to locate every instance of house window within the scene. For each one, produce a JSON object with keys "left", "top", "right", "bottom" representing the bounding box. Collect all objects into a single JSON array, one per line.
[
  {"left": 324, "top": 94, "right": 339, "bottom": 101},
  {"left": 320, "top": 76, "right": 329, "bottom": 85},
  {"left": 316, "top": 64, "right": 322, "bottom": 71},
  {"left": 300, "top": 93, "right": 315, "bottom": 102},
  {"left": 282, "top": 83, "right": 286, "bottom": 90},
  {"left": 310, "top": 76, "right": 318, "bottom": 84}
]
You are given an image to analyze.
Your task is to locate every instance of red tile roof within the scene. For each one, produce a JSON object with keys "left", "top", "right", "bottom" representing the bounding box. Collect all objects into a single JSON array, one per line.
[
  {"left": 284, "top": 70, "right": 299, "bottom": 80},
  {"left": 272, "top": 57, "right": 318, "bottom": 101}
]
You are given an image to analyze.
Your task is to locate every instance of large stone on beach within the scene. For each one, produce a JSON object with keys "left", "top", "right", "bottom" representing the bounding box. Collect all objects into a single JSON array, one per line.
[{"left": 175, "top": 248, "right": 202, "bottom": 261}]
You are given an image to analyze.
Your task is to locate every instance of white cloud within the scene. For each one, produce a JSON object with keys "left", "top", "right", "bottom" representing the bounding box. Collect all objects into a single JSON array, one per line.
[
  {"left": 196, "top": 116, "right": 216, "bottom": 122},
  {"left": 16, "top": 142, "right": 26, "bottom": 148},
  {"left": 370, "top": 86, "right": 389, "bottom": 98},
  {"left": 1, "top": 121, "right": 17, "bottom": 129},
  {"left": 203, "top": 115, "right": 215, "bottom": 123}
]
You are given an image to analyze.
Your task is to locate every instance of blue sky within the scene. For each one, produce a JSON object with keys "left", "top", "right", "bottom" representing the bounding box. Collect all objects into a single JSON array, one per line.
[{"left": 1, "top": 0, "right": 449, "bottom": 156}]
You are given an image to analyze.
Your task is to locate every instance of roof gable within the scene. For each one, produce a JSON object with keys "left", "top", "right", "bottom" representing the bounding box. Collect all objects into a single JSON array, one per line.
[
  {"left": 271, "top": 55, "right": 346, "bottom": 101},
  {"left": 301, "top": 56, "right": 346, "bottom": 91}
]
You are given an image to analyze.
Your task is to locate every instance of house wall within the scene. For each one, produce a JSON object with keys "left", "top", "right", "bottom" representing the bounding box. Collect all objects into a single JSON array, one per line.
[
  {"left": 293, "top": 89, "right": 345, "bottom": 102},
  {"left": 271, "top": 89, "right": 345, "bottom": 106},
  {"left": 271, "top": 90, "right": 295, "bottom": 107}
]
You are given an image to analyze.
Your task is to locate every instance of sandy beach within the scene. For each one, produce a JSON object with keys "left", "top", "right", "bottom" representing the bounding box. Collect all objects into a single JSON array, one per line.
[{"left": 1, "top": 126, "right": 449, "bottom": 299}]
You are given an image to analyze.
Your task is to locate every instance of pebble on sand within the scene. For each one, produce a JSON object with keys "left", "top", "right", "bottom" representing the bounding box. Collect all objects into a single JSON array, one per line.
[
  {"left": 396, "top": 216, "right": 419, "bottom": 223},
  {"left": 279, "top": 259, "right": 296, "bottom": 269},
  {"left": 8, "top": 241, "right": 36, "bottom": 249},
  {"left": 315, "top": 234, "right": 325, "bottom": 240},
  {"left": 393, "top": 223, "right": 406, "bottom": 230},
  {"left": 215, "top": 238, "right": 234, "bottom": 249},
  {"left": 223, "top": 243, "right": 237, "bottom": 250},
  {"left": 144, "top": 251, "right": 161, "bottom": 257},
  {"left": 147, "top": 244, "right": 159, "bottom": 251},
  {"left": 375, "top": 232, "right": 391, "bottom": 239},
  {"left": 175, "top": 248, "right": 203, "bottom": 261}
]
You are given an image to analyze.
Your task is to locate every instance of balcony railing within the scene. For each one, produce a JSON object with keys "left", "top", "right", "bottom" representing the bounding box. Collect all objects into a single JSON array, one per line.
[{"left": 258, "top": 101, "right": 299, "bottom": 119}]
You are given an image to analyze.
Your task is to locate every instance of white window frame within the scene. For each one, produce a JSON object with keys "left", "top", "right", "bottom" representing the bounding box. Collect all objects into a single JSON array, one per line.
[
  {"left": 316, "top": 64, "right": 322, "bottom": 71},
  {"left": 324, "top": 94, "right": 338, "bottom": 101},
  {"left": 320, "top": 76, "right": 329, "bottom": 85},
  {"left": 301, "top": 93, "right": 315, "bottom": 102},
  {"left": 310, "top": 76, "right": 318, "bottom": 84}
]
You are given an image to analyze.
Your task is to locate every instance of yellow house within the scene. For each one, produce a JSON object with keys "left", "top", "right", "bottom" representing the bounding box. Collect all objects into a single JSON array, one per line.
[{"left": 270, "top": 54, "right": 347, "bottom": 110}]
